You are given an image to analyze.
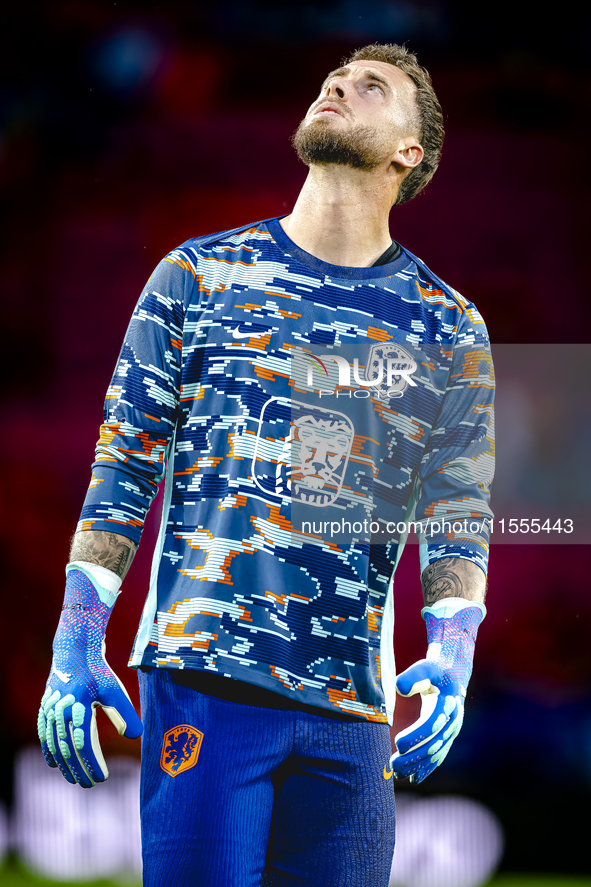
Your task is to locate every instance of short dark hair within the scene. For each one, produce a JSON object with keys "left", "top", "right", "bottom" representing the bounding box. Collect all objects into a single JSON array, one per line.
[{"left": 345, "top": 44, "right": 444, "bottom": 205}]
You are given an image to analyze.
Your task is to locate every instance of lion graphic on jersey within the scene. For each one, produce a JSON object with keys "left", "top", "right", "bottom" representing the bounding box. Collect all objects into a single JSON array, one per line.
[{"left": 276, "top": 413, "right": 353, "bottom": 506}]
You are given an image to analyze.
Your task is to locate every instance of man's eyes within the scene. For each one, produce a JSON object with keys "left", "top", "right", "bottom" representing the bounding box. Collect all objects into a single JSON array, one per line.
[{"left": 321, "top": 79, "right": 384, "bottom": 93}]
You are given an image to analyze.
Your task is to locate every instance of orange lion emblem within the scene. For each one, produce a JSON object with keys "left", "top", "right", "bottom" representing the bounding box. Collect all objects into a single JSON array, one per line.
[{"left": 160, "top": 724, "right": 204, "bottom": 777}]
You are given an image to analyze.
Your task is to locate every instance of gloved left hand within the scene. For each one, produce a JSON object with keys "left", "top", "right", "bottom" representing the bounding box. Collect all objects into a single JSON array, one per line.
[
  {"left": 38, "top": 564, "right": 143, "bottom": 789},
  {"left": 388, "top": 597, "right": 485, "bottom": 784}
]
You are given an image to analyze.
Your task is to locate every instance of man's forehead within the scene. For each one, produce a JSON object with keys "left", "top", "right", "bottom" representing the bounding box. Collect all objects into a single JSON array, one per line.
[{"left": 322, "top": 59, "right": 415, "bottom": 92}]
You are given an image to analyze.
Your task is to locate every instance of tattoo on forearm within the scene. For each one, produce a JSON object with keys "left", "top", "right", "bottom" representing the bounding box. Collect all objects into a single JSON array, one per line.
[
  {"left": 422, "top": 559, "right": 463, "bottom": 604},
  {"left": 69, "top": 531, "right": 137, "bottom": 579},
  {"left": 421, "top": 557, "right": 486, "bottom": 606}
]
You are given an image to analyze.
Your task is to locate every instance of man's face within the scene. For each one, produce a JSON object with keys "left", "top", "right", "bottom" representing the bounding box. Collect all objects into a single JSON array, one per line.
[{"left": 294, "top": 60, "right": 419, "bottom": 171}]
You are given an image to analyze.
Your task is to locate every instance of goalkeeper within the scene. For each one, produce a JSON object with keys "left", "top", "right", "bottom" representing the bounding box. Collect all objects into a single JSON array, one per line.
[{"left": 38, "top": 41, "right": 493, "bottom": 887}]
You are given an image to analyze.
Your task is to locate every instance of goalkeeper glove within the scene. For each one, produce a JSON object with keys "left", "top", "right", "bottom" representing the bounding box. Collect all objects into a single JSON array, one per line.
[
  {"left": 388, "top": 596, "right": 485, "bottom": 784},
  {"left": 38, "top": 563, "right": 143, "bottom": 788}
]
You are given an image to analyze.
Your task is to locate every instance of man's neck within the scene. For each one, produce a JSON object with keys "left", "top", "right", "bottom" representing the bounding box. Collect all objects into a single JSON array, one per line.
[{"left": 280, "top": 165, "right": 397, "bottom": 267}]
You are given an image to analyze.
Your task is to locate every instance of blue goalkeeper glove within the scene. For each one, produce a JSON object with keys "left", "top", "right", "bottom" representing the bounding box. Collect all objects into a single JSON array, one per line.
[
  {"left": 38, "top": 564, "right": 143, "bottom": 788},
  {"left": 388, "top": 597, "right": 485, "bottom": 784}
]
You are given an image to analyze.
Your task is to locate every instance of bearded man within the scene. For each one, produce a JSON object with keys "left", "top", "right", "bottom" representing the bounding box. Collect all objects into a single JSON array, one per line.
[{"left": 38, "top": 44, "right": 494, "bottom": 887}]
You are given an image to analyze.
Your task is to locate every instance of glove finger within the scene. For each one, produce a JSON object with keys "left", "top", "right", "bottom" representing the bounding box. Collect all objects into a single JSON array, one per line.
[
  {"left": 37, "top": 705, "right": 58, "bottom": 770},
  {"left": 72, "top": 702, "right": 109, "bottom": 784},
  {"left": 392, "top": 759, "right": 437, "bottom": 784},
  {"left": 394, "top": 693, "right": 458, "bottom": 756},
  {"left": 64, "top": 721, "right": 96, "bottom": 789},
  {"left": 93, "top": 653, "right": 143, "bottom": 739},
  {"left": 396, "top": 660, "right": 442, "bottom": 697},
  {"left": 99, "top": 684, "right": 143, "bottom": 740},
  {"left": 428, "top": 736, "right": 455, "bottom": 768},
  {"left": 55, "top": 732, "right": 91, "bottom": 788},
  {"left": 41, "top": 687, "right": 65, "bottom": 769},
  {"left": 40, "top": 742, "right": 59, "bottom": 770},
  {"left": 45, "top": 710, "right": 77, "bottom": 785},
  {"left": 394, "top": 694, "right": 446, "bottom": 755},
  {"left": 389, "top": 746, "right": 437, "bottom": 784}
]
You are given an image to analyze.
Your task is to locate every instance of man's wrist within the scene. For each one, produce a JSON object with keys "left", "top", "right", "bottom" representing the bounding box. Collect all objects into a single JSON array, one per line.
[
  {"left": 421, "top": 597, "right": 487, "bottom": 620},
  {"left": 65, "top": 563, "right": 122, "bottom": 608},
  {"left": 68, "top": 561, "right": 122, "bottom": 593}
]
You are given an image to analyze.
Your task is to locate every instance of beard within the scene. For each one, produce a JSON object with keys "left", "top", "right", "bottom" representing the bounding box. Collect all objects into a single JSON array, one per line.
[{"left": 293, "top": 117, "right": 389, "bottom": 171}]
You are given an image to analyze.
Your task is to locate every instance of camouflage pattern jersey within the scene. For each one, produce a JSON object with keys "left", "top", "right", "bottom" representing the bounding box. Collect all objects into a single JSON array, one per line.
[{"left": 77, "top": 217, "right": 495, "bottom": 724}]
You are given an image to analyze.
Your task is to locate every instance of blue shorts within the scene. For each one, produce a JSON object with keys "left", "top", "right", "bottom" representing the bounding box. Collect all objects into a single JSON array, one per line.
[{"left": 138, "top": 667, "right": 396, "bottom": 887}]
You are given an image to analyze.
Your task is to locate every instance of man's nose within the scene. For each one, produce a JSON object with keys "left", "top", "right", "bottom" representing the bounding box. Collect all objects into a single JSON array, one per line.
[{"left": 325, "top": 79, "right": 347, "bottom": 100}]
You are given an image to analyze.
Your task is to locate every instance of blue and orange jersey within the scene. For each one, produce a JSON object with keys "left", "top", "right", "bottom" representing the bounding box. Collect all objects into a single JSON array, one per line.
[{"left": 78, "top": 218, "right": 495, "bottom": 723}]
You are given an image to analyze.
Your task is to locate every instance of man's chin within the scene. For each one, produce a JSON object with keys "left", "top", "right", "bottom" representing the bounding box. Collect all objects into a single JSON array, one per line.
[{"left": 292, "top": 119, "right": 385, "bottom": 171}]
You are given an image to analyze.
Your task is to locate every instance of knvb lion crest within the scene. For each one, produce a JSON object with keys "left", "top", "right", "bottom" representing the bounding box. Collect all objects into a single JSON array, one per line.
[
  {"left": 253, "top": 399, "right": 354, "bottom": 507},
  {"left": 280, "top": 410, "right": 353, "bottom": 506},
  {"left": 160, "top": 724, "right": 204, "bottom": 778}
]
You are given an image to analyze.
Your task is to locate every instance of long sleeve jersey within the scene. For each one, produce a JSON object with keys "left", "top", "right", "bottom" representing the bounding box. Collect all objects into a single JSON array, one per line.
[{"left": 78, "top": 218, "right": 495, "bottom": 724}]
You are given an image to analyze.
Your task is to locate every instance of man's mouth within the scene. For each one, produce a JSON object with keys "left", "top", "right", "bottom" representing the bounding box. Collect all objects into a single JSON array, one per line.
[{"left": 313, "top": 103, "right": 345, "bottom": 118}]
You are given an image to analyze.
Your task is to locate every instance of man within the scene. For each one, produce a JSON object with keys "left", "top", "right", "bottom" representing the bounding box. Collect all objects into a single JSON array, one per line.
[{"left": 38, "top": 43, "right": 494, "bottom": 887}]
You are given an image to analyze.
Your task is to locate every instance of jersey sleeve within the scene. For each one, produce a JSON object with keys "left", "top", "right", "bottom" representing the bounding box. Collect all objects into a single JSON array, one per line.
[
  {"left": 413, "top": 307, "right": 495, "bottom": 576},
  {"left": 76, "top": 252, "right": 194, "bottom": 545}
]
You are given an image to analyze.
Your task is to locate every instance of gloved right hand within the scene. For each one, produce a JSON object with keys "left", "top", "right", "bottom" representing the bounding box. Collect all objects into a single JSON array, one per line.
[{"left": 38, "top": 564, "right": 143, "bottom": 788}]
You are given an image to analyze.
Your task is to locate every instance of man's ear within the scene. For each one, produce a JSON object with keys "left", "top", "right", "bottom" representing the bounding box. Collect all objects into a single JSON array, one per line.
[{"left": 391, "top": 139, "right": 424, "bottom": 171}]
